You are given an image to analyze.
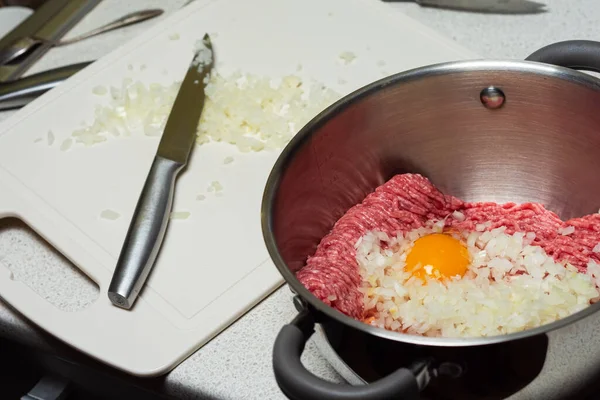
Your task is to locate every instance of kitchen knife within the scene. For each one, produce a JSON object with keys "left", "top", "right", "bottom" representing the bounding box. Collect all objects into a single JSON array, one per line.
[
  {"left": 0, "top": 0, "right": 101, "bottom": 82},
  {"left": 107, "top": 34, "right": 214, "bottom": 310},
  {"left": 0, "top": 61, "right": 91, "bottom": 110},
  {"left": 0, "top": 0, "right": 199, "bottom": 108},
  {"left": 383, "top": 0, "right": 547, "bottom": 14}
]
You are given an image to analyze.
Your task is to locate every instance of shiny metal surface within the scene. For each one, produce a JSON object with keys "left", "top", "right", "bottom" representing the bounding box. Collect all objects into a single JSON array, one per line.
[
  {"left": 413, "top": 0, "right": 546, "bottom": 14},
  {"left": 480, "top": 86, "right": 505, "bottom": 109},
  {"left": 262, "top": 59, "right": 600, "bottom": 346},
  {"left": 0, "top": 0, "right": 101, "bottom": 82},
  {"left": 0, "top": 9, "right": 163, "bottom": 66},
  {"left": 412, "top": 360, "right": 433, "bottom": 390},
  {"left": 312, "top": 325, "right": 366, "bottom": 385},
  {"left": 0, "top": 61, "right": 91, "bottom": 110},
  {"left": 157, "top": 34, "right": 212, "bottom": 163},
  {"left": 436, "top": 362, "right": 463, "bottom": 379},
  {"left": 107, "top": 156, "right": 183, "bottom": 309},
  {"left": 107, "top": 35, "right": 213, "bottom": 309},
  {"left": 56, "top": 9, "right": 164, "bottom": 46},
  {"left": 0, "top": 36, "right": 39, "bottom": 66}
]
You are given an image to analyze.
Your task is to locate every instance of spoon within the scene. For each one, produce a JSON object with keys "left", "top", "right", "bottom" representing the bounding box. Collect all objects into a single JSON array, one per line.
[{"left": 0, "top": 9, "right": 164, "bottom": 66}]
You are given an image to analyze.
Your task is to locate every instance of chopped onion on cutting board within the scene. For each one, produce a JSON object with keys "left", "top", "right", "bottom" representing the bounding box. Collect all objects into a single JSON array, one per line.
[
  {"left": 170, "top": 211, "right": 191, "bottom": 220},
  {"left": 197, "top": 72, "right": 340, "bottom": 152},
  {"left": 66, "top": 69, "right": 339, "bottom": 152},
  {"left": 100, "top": 209, "right": 121, "bottom": 220},
  {"left": 72, "top": 79, "right": 181, "bottom": 144}
]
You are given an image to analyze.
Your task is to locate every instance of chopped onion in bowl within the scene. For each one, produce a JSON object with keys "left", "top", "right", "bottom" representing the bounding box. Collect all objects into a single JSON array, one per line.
[
  {"left": 357, "top": 223, "right": 600, "bottom": 338},
  {"left": 559, "top": 226, "right": 576, "bottom": 236}
]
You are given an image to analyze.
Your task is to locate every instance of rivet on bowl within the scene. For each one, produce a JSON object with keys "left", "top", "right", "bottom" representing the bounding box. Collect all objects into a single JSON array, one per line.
[
  {"left": 480, "top": 86, "right": 505, "bottom": 109},
  {"left": 437, "top": 362, "right": 464, "bottom": 379}
]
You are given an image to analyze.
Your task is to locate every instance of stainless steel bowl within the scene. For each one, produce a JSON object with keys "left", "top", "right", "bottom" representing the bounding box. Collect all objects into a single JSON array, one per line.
[{"left": 262, "top": 40, "right": 600, "bottom": 400}]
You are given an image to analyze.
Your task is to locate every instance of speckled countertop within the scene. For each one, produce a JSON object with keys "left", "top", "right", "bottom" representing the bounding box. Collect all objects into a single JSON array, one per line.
[{"left": 1, "top": 1, "right": 600, "bottom": 399}]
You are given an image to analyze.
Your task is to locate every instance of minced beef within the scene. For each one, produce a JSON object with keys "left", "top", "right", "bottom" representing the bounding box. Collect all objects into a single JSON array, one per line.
[{"left": 297, "top": 173, "right": 600, "bottom": 319}]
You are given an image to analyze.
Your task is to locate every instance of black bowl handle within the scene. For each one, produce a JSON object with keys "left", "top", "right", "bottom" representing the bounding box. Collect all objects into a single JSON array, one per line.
[
  {"left": 526, "top": 40, "right": 600, "bottom": 72},
  {"left": 273, "top": 305, "right": 429, "bottom": 400}
]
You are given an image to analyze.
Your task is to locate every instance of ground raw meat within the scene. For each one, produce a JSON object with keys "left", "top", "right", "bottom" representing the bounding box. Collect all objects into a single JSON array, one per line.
[{"left": 297, "top": 173, "right": 600, "bottom": 319}]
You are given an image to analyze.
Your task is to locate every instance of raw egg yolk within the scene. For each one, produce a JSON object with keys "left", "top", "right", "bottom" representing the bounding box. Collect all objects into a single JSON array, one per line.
[{"left": 405, "top": 233, "right": 470, "bottom": 281}]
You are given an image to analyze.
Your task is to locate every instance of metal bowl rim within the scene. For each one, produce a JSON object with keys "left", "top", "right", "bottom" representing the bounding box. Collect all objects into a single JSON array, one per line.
[{"left": 261, "top": 59, "right": 600, "bottom": 347}]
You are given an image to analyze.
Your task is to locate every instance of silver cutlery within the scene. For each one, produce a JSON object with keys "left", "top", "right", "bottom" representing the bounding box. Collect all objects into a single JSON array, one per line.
[
  {"left": 0, "top": 61, "right": 91, "bottom": 110},
  {"left": 107, "top": 34, "right": 214, "bottom": 310},
  {"left": 384, "top": 0, "right": 547, "bottom": 14},
  {"left": 0, "top": 9, "right": 164, "bottom": 66}
]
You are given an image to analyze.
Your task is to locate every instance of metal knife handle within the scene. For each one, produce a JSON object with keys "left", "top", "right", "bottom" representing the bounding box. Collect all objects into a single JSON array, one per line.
[
  {"left": 108, "top": 156, "right": 184, "bottom": 310},
  {"left": 0, "top": 61, "right": 92, "bottom": 111}
]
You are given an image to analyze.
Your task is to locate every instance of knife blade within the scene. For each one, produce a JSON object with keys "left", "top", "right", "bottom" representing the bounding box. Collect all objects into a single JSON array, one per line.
[
  {"left": 384, "top": 0, "right": 547, "bottom": 14},
  {"left": 0, "top": 61, "right": 92, "bottom": 111},
  {"left": 0, "top": 0, "right": 198, "bottom": 109},
  {"left": 0, "top": 0, "right": 101, "bottom": 82},
  {"left": 107, "top": 34, "right": 214, "bottom": 310}
]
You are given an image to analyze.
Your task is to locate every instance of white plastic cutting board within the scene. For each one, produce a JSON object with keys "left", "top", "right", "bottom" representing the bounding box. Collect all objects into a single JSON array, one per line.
[{"left": 0, "top": 0, "right": 476, "bottom": 376}]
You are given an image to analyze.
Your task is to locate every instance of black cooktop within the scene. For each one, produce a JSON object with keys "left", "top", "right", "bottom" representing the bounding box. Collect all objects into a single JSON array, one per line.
[{"left": 320, "top": 320, "right": 600, "bottom": 400}]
